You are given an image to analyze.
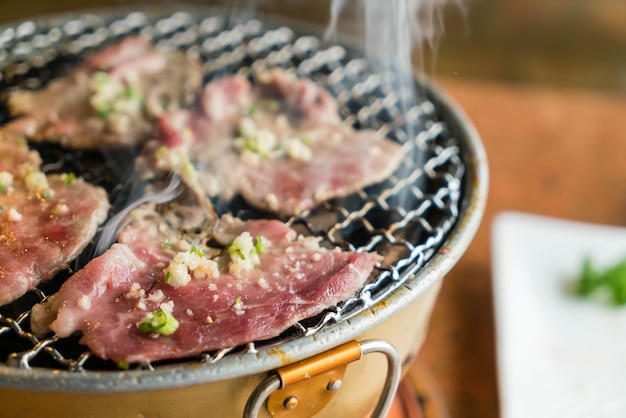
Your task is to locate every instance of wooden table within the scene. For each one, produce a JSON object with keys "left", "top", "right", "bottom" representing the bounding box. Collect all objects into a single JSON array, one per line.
[{"left": 417, "top": 77, "right": 626, "bottom": 418}]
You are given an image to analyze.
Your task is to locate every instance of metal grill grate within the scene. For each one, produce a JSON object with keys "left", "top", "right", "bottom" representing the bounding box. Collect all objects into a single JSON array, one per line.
[{"left": 0, "top": 8, "right": 464, "bottom": 372}]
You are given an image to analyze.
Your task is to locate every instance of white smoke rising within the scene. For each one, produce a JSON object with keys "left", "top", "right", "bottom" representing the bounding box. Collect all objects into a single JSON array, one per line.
[
  {"left": 324, "top": 0, "right": 460, "bottom": 207},
  {"left": 326, "top": 0, "right": 456, "bottom": 76}
]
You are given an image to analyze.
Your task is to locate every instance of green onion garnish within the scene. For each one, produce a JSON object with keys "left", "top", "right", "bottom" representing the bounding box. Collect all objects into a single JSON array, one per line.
[
  {"left": 190, "top": 246, "right": 204, "bottom": 257},
  {"left": 137, "top": 309, "right": 179, "bottom": 335},
  {"left": 64, "top": 172, "right": 76, "bottom": 185},
  {"left": 576, "top": 256, "right": 626, "bottom": 306},
  {"left": 244, "top": 106, "right": 259, "bottom": 117},
  {"left": 254, "top": 236, "right": 266, "bottom": 255}
]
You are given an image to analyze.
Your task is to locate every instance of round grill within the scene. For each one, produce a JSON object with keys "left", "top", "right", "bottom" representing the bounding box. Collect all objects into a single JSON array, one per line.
[{"left": 0, "top": 7, "right": 467, "bottom": 376}]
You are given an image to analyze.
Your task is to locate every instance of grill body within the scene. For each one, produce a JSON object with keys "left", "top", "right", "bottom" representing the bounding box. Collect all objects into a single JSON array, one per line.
[{"left": 0, "top": 6, "right": 488, "bottom": 417}]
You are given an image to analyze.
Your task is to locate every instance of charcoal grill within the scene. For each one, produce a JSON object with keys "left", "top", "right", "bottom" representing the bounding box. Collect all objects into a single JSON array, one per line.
[{"left": 0, "top": 5, "right": 487, "bottom": 418}]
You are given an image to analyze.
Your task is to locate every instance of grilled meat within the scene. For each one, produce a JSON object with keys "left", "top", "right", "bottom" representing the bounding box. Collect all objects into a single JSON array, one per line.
[
  {"left": 0, "top": 132, "right": 109, "bottom": 305},
  {"left": 5, "top": 36, "right": 202, "bottom": 150},
  {"left": 31, "top": 207, "right": 379, "bottom": 364},
  {"left": 143, "top": 68, "right": 405, "bottom": 215}
]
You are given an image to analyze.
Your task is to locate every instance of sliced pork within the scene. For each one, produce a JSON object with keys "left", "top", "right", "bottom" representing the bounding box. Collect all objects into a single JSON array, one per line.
[
  {"left": 144, "top": 68, "right": 404, "bottom": 215},
  {"left": 31, "top": 207, "right": 379, "bottom": 364},
  {"left": 0, "top": 130, "right": 41, "bottom": 175},
  {"left": 0, "top": 133, "right": 109, "bottom": 305},
  {"left": 5, "top": 36, "right": 202, "bottom": 150}
]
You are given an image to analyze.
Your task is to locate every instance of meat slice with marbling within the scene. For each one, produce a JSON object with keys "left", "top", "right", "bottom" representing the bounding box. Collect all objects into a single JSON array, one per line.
[
  {"left": 31, "top": 208, "right": 379, "bottom": 364},
  {"left": 142, "top": 68, "right": 404, "bottom": 215},
  {"left": 0, "top": 133, "right": 109, "bottom": 305},
  {"left": 5, "top": 36, "right": 202, "bottom": 150}
]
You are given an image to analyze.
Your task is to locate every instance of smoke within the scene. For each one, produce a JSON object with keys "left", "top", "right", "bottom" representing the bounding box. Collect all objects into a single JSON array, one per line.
[
  {"left": 76, "top": 173, "right": 183, "bottom": 269},
  {"left": 326, "top": 0, "right": 461, "bottom": 79},
  {"left": 324, "top": 0, "right": 462, "bottom": 211}
]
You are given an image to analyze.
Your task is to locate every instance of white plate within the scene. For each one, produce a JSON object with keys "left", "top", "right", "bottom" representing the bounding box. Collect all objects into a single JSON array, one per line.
[{"left": 492, "top": 212, "right": 626, "bottom": 418}]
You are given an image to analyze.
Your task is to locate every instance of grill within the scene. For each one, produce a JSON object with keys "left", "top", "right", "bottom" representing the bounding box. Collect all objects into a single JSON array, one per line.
[{"left": 0, "top": 6, "right": 484, "bottom": 409}]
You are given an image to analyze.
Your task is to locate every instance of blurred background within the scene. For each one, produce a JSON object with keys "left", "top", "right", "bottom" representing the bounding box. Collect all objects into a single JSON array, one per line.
[
  {"left": 2, "top": 1, "right": 625, "bottom": 417},
  {"left": 1, "top": 0, "right": 625, "bottom": 91}
]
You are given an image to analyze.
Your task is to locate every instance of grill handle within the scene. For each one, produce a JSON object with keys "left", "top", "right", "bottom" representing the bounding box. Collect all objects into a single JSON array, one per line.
[{"left": 243, "top": 339, "right": 401, "bottom": 418}]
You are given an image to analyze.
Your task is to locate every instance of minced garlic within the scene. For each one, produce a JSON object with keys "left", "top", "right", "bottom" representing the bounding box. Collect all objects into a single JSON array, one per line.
[
  {"left": 164, "top": 245, "right": 218, "bottom": 287},
  {"left": 50, "top": 203, "right": 70, "bottom": 216},
  {"left": 147, "top": 289, "right": 165, "bottom": 303},
  {"left": 0, "top": 171, "right": 13, "bottom": 193},
  {"left": 297, "top": 235, "right": 321, "bottom": 251},
  {"left": 125, "top": 282, "right": 146, "bottom": 300},
  {"left": 77, "top": 295, "right": 91, "bottom": 310},
  {"left": 192, "top": 259, "right": 219, "bottom": 280},
  {"left": 7, "top": 208, "right": 22, "bottom": 222},
  {"left": 311, "top": 253, "right": 322, "bottom": 262},
  {"left": 24, "top": 170, "right": 51, "bottom": 198},
  {"left": 233, "top": 297, "right": 245, "bottom": 315},
  {"left": 227, "top": 232, "right": 265, "bottom": 275},
  {"left": 284, "top": 137, "right": 312, "bottom": 162},
  {"left": 264, "top": 193, "right": 279, "bottom": 211},
  {"left": 160, "top": 300, "right": 175, "bottom": 314},
  {"left": 89, "top": 72, "right": 143, "bottom": 120},
  {"left": 238, "top": 117, "right": 256, "bottom": 137}
]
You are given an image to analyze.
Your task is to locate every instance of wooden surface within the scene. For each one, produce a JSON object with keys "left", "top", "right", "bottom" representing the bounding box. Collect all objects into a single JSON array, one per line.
[{"left": 417, "top": 77, "right": 626, "bottom": 418}]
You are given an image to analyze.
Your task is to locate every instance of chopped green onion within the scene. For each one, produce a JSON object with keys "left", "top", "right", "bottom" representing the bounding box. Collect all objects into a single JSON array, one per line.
[
  {"left": 117, "top": 360, "right": 130, "bottom": 370},
  {"left": 0, "top": 183, "right": 5, "bottom": 193},
  {"left": 164, "top": 271, "right": 173, "bottom": 284},
  {"left": 244, "top": 106, "right": 259, "bottom": 117},
  {"left": 95, "top": 108, "right": 111, "bottom": 119},
  {"left": 125, "top": 87, "right": 143, "bottom": 101},
  {"left": 63, "top": 172, "right": 76, "bottom": 185},
  {"left": 180, "top": 156, "right": 197, "bottom": 178},
  {"left": 190, "top": 246, "right": 204, "bottom": 257},
  {"left": 228, "top": 243, "right": 245, "bottom": 260},
  {"left": 243, "top": 139, "right": 258, "bottom": 152},
  {"left": 164, "top": 242, "right": 174, "bottom": 249},
  {"left": 92, "top": 71, "right": 111, "bottom": 85},
  {"left": 254, "top": 236, "right": 266, "bottom": 255},
  {"left": 576, "top": 256, "right": 626, "bottom": 306},
  {"left": 137, "top": 309, "right": 179, "bottom": 335}
]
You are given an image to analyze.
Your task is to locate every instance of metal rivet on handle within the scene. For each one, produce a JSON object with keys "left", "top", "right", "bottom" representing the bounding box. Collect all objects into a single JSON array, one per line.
[
  {"left": 326, "top": 379, "right": 342, "bottom": 391},
  {"left": 283, "top": 396, "right": 299, "bottom": 410}
]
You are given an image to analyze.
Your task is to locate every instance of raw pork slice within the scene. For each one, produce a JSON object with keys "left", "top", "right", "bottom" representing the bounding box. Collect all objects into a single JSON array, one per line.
[
  {"left": 5, "top": 35, "right": 202, "bottom": 150},
  {"left": 31, "top": 207, "right": 379, "bottom": 364},
  {"left": 143, "top": 68, "right": 404, "bottom": 215},
  {"left": 0, "top": 133, "right": 109, "bottom": 305}
]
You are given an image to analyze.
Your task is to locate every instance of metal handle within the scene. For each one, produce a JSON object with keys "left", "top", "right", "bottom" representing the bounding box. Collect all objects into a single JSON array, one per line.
[{"left": 243, "top": 339, "right": 401, "bottom": 418}]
